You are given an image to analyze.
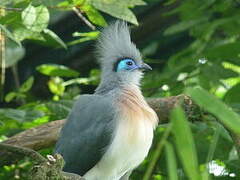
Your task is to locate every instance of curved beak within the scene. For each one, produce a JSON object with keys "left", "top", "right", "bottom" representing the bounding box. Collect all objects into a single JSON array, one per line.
[{"left": 139, "top": 63, "right": 152, "bottom": 71}]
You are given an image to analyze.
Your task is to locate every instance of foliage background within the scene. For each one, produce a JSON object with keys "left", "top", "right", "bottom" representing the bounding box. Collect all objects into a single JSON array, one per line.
[{"left": 0, "top": 0, "right": 240, "bottom": 179}]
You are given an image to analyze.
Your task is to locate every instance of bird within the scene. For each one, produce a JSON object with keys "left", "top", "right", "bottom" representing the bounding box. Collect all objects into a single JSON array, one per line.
[{"left": 55, "top": 21, "right": 159, "bottom": 180}]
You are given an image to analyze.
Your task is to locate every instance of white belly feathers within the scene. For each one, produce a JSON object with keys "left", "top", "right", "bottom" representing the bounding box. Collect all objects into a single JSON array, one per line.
[{"left": 84, "top": 86, "right": 158, "bottom": 180}]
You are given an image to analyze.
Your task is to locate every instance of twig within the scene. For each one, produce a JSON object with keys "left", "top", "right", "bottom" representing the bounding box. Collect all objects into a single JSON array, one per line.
[{"left": 72, "top": 7, "right": 96, "bottom": 30}]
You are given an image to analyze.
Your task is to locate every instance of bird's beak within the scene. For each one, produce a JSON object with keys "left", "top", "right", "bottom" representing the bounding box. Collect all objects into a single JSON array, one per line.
[{"left": 139, "top": 63, "right": 152, "bottom": 71}]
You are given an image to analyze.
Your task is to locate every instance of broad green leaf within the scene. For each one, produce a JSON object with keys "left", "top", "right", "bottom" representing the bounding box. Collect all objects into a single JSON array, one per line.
[
  {"left": 0, "top": 24, "right": 21, "bottom": 46},
  {"left": 165, "top": 142, "right": 178, "bottom": 180},
  {"left": 81, "top": 5, "right": 107, "bottom": 27},
  {"left": 186, "top": 87, "right": 240, "bottom": 134},
  {"left": 171, "top": 106, "right": 200, "bottom": 180},
  {"left": 224, "top": 83, "right": 240, "bottom": 104},
  {"left": 13, "top": 25, "right": 45, "bottom": 41},
  {"left": 222, "top": 61, "right": 240, "bottom": 73},
  {"left": 205, "top": 42, "right": 240, "bottom": 64},
  {"left": 33, "top": 5, "right": 50, "bottom": 32},
  {"left": 42, "top": 29, "right": 67, "bottom": 49},
  {"left": 201, "top": 63, "right": 239, "bottom": 81},
  {"left": 37, "top": 64, "right": 79, "bottom": 77},
  {"left": 22, "top": 5, "right": 49, "bottom": 32},
  {"left": 19, "top": 76, "right": 34, "bottom": 93},
  {"left": 5, "top": 40, "right": 25, "bottom": 68},
  {"left": 89, "top": 0, "right": 138, "bottom": 25},
  {"left": 5, "top": 92, "right": 17, "bottom": 103},
  {"left": 21, "top": 4, "right": 37, "bottom": 30},
  {"left": 48, "top": 77, "right": 65, "bottom": 96}
]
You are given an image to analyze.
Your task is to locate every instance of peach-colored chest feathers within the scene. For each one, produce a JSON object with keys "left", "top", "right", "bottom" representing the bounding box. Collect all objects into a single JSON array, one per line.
[
  {"left": 83, "top": 86, "right": 158, "bottom": 180},
  {"left": 118, "top": 85, "right": 158, "bottom": 130}
]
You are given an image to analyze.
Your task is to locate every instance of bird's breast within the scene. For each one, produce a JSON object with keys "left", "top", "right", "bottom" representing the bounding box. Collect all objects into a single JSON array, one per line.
[
  {"left": 103, "top": 86, "right": 158, "bottom": 177},
  {"left": 84, "top": 86, "right": 158, "bottom": 180}
]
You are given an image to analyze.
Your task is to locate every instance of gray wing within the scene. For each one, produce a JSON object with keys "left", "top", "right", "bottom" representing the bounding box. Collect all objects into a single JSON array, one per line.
[{"left": 55, "top": 95, "right": 115, "bottom": 176}]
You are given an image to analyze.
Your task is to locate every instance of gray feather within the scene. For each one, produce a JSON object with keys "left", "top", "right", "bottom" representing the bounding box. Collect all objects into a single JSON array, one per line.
[
  {"left": 55, "top": 95, "right": 116, "bottom": 175},
  {"left": 95, "top": 21, "right": 143, "bottom": 94},
  {"left": 96, "top": 21, "right": 141, "bottom": 67}
]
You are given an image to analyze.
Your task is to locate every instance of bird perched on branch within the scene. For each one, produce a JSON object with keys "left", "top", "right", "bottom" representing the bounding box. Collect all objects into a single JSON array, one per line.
[{"left": 55, "top": 21, "right": 158, "bottom": 180}]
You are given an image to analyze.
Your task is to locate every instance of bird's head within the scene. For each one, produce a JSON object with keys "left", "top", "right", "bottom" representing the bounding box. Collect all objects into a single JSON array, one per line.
[{"left": 95, "top": 21, "right": 151, "bottom": 92}]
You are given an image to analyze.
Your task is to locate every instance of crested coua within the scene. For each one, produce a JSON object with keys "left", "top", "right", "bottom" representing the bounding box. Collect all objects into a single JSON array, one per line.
[{"left": 55, "top": 21, "right": 159, "bottom": 180}]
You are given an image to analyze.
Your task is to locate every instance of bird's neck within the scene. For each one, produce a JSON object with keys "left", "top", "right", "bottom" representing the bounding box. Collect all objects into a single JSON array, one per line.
[{"left": 95, "top": 78, "right": 140, "bottom": 95}]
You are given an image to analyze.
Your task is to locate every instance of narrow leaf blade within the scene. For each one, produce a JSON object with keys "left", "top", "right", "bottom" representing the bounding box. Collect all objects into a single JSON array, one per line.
[
  {"left": 165, "top": 142, "right": 178, "bottom": 180},
  {"left": 36, "top": 64, "right": 79, "bottom": 77},
  {"left": 171, "top": 106, "right": 200, "bottom": 179},
  {"left": 186, "top": 87, "right": 240, "bottom": 134}
]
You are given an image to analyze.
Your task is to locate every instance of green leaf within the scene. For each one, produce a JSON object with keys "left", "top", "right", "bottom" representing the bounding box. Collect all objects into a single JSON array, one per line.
[
  {"left": 81, "top": 5, "right": 107, "bottom": 27},
  {"left": 72, "top": 31, "right": 100, "bottom": 37},
  {"left": 48, "top": 77, "right": 65, "bottom": 96},
  {"left": 224, "top": 83, "right": 240, "bottom": 104},
  {"left": 5, "top": 92, "right": 17, "bottom": 103},
  {"left": 33, "top": 5, "right": 50, "bottom": 32},
  {"left": 21, "top": 4, "right": 37, "bottom": 30},
  {"left": 205, "top": 42, "right": 240, "bottom": 64},
  {"left": 89, "top": 0, "right": 138, "bottom": 25},
  {"left": 37, "top": 64, "right": 79, "bottom": 77},
  {"left": 42, "top": 29, "right": 67, "bottom": 49},
  {"left": 22, "top": 5, "right": 49, "bottom": 32},
  {"left": 185, "top": 87, "right": 240, "bottom": 134},
  {"left": 171, "top": 106, "right": 200, "bottom": 180},
  {"left": 68, "top": 31, "right": 100, "bottom": 45},
  {"left": 19, "top": 76, "right": 34, "bottom": 93},
  {"left": 0, "top": 25, "right": 21, "bottom": 46},
  {"left": 165, "top": 142, "right": 178, "bottom": 180},
  {"left": 13, "top": 25, "right": 45, "bottom": 42}
]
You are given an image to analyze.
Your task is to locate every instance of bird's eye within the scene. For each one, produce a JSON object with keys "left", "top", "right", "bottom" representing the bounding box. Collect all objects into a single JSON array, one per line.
[{"left": 126, "top": 61, "right": 133, "bottom": 66}]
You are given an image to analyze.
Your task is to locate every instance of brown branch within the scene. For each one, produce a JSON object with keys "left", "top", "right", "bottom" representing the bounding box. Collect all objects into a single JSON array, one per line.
[
  {"left": 0, "top": 143, "right": 84, "bottom": 179},
  {"left": 1, "top": 94, "right": 240, "bottom": 175},
  {"left": 0, "top": 95, "right": 200, "bottom": 166},
  {"left": 0, "top": 143, "right": 47, "bottom": 164}
]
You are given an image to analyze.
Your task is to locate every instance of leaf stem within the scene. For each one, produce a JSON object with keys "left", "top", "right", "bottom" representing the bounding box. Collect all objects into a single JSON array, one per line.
[{"left": 72, "top": 7, "right": 96, "bottom": 30}]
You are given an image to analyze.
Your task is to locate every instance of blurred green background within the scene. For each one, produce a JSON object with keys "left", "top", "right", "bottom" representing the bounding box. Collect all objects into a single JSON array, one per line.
[{"left": 0, "top": 0, "right": 240, "bottom": 179}]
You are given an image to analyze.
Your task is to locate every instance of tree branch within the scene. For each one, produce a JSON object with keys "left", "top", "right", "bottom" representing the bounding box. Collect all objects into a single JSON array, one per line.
[
  {"left": 0, "top": 143, "right": 84, "bottom": 179},
  {"left": 1, "top": 94, "right": 239, "bottom": 172},
  {"left": 0, "top": 95, "right": 200, "bottom": 166}
]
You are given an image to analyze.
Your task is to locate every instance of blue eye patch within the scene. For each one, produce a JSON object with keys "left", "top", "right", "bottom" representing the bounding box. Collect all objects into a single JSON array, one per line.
[{"left": 116, "top": 58, "right": 138, "bottom": 72}]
